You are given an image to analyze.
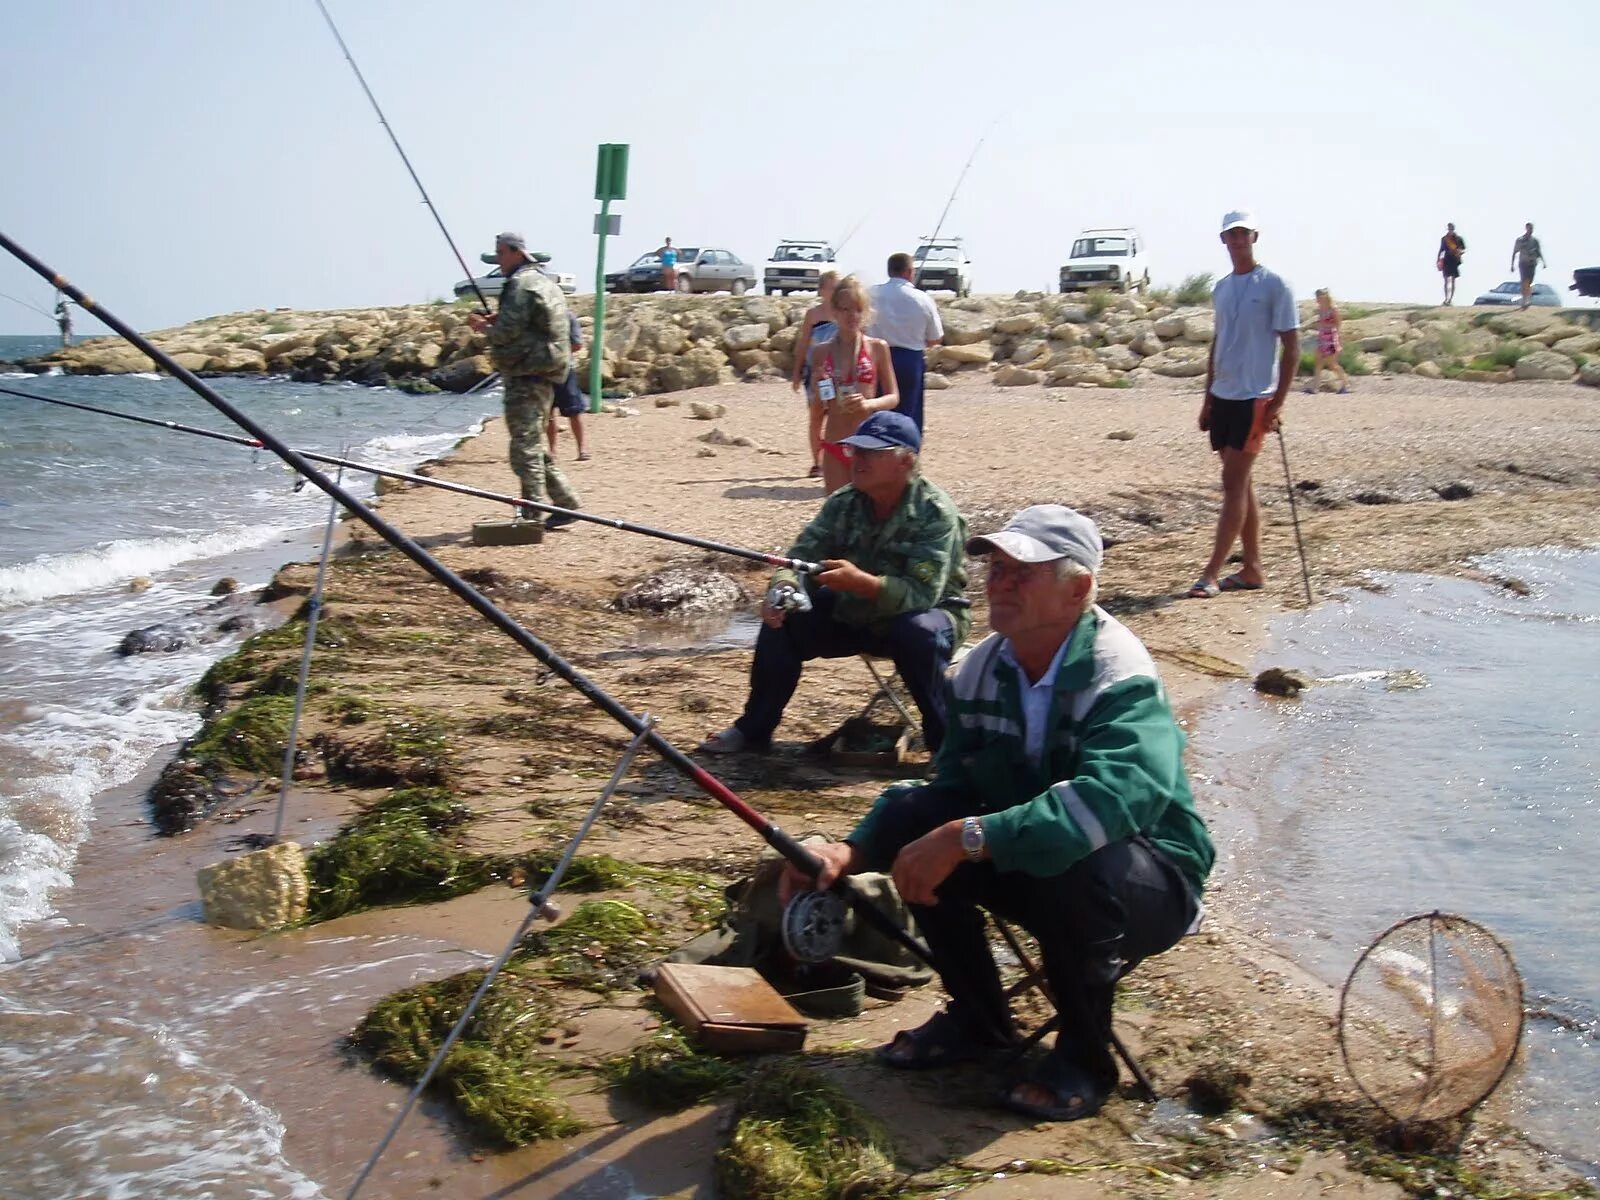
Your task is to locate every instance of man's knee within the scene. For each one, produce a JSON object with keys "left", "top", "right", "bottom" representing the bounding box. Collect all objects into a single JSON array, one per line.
[{"left": 886, "top": 609, "right": 954, "bottom": 662}]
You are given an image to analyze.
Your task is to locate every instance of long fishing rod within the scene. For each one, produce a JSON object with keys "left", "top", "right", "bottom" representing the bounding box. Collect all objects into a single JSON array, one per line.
[
  {"left": 912, "top": 118, "right": 998, "bottom": 290},
  {"left": 313, "top": 0, "right": 490, "bottom": 315},
  {"left": 0, "top": 385, "right": 821, "bottom": 574},
  {"left": 0, "top": 232, "right": 917, "bottom": 965}
]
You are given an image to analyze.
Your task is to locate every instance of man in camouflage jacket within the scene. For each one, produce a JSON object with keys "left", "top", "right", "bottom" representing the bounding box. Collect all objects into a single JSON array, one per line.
[
  {"left": 468, "top": 232, "right": 581, "bottom": 528},
  {"left": 782, "top": 505, "right": 1213, "bottom": 1123},
  {"left": 701, "top": 411, "right": 968, "bottom": 755}
]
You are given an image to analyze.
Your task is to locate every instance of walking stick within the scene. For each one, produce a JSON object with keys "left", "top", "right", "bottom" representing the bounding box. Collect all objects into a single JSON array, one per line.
[{"left": 1276, "top": 425, "right": 1314, "bottom": 607}]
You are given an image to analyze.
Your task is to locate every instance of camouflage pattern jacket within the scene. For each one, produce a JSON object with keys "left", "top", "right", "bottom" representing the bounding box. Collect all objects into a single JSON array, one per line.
[
  {"left": 771, "top": 475, "right": 970, "bottom": 641},
  {"left": 488, "top": 263, "right": 570, "bottom": 380}
]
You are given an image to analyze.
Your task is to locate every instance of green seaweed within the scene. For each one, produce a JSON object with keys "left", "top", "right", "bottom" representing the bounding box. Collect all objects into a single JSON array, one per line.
[
  {"left": 305, "top": 786, "right": 494, "bottom": 920},
  {"left": 188, "top": 694, "right": 294, "bottom": 774},
  {"left": 603, "top": 1025, "right": 740, "bottom": 1111},
  {"left": 526, "top": 899, "right": 659, "bottom": 991},
  {"left": 715, "top": 1061, "right": 899, "bottom": 1200}
]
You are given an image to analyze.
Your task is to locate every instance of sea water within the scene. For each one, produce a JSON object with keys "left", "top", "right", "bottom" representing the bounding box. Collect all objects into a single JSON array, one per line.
[
  {"left": 1195, "top": 548, "right": 1600, "bottom": 1174},
  {"left": 1, "top": 341, "right": 501, "bottom": 1195}
]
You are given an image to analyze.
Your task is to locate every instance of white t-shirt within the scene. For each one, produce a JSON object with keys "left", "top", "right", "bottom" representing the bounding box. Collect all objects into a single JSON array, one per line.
[
  {"left": 868, "top": 278, "right": 943, "bottom": 350},
  {"left": 1210, "top": 266, "right": 1297, "bottom": 401}
]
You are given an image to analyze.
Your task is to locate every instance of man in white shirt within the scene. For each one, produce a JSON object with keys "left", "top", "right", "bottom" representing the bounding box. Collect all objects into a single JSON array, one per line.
[
  {"left": 869, "top": 253, "right": 944, "bottom": 434},
  {"left": 1187, "top": 211, "right": 1298, "bottom": 599}
]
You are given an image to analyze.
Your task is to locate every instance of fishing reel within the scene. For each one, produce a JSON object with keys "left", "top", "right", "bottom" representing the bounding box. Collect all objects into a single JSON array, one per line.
[
  {"left": 766, "top": 581, "right": 813, "bottom": 614},
  {"left": 780, "top": 888, "right": 849, "bottom": 964}
]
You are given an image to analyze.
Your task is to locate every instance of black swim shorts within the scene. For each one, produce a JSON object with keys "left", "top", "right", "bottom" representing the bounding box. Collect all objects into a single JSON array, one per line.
[{"left": 1206, "top": 395, "right": 1261, "bottom": 453}]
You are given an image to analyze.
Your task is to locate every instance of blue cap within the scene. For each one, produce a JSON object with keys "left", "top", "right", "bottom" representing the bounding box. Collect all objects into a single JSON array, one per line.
[{"left": 838, "top": 411, "right": 921, "bottom": 453}]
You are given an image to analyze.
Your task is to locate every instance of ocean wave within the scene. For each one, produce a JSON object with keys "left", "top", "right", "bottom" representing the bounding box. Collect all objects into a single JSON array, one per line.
[
  {"left": 128, "top": 372, "right": 164, "bottom": 381},
  {"left": 0, "top": 526, "right": 289, "bottom": 608}
]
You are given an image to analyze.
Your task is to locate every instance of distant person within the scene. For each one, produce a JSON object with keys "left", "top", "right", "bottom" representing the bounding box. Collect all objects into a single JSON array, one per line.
[
  {"left": 1305, "top": 288, "right": 1349, "bottom": 395},
  {"left": 547, "top": 311, "right": 590, "bottom": 462},
  {"left": 1186, "top": 211, "right": 1298, "bottom": 599},
  {"left": 791, "top": 270, "right": 840, "bottom": 478},
  {"left": 1437, "top": 223, "right": 1466, "bottom": 305},
  {"left": 657, "top": 238, "right": 679, "bottom": 293},
  {"left": 807, "top": 275, "right": 899, "bottom": 495},
  {"left": 466, "top": 231, "right": 581, "bottom": 531},
  {"left": 54, "top": 294, "right": 73, "bottom": 347},
  {"left": 869, "top": 252, "right": 944, "bottom": 434},
  {"left": 1510, "top": 223, "right": 1546, "bottom": 309}
]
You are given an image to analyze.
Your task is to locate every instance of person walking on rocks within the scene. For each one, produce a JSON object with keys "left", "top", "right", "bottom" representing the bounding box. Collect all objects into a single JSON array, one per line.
[
  {"left": 546, "top": 311, "right": 590, "bottom": 462},
  {"left": 808, "top": 275, "right": 899, "bottom": 495},
  {"left": 657, "top": 237, "right": 679, "bottom": 293},
  {"left": 467, "top": 232, "right": 581, "bottom": 530},
  {"left": 54, "top": 293, "right": 73, "bottom": 347},
  {"left": 1510, "top": 223, "right": 1546, "bottom": 310},
  {"left": 792, "top": 269, "right": 841, "bottom": 479},
  {"left": 1305, "top": 288, "right": 1349, "bottom": 395},
  {"left": 1437, "top": 223, "right": 1466, "bottom": 305},
  {"left": 1187, "top": 211, "right": 1297, "bottom": 599},
  {"left": 869, "top": 252, "right": 943, "bottom": 435}
]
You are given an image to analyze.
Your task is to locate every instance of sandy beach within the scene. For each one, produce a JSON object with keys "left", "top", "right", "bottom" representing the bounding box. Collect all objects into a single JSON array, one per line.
[{"left": 24, "top": 368, "right": 1600, "bottom": 1198}]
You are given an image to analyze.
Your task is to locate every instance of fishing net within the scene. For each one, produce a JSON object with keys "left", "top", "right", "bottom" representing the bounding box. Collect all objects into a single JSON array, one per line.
[{"left": 1338, "top": 912, "right": 1524, "bottom": 1123}]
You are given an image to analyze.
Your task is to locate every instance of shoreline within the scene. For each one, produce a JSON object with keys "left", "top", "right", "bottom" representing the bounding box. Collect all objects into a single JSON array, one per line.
[{"left": 16, "top": 370, "right": 1600, "bottom": 1197}]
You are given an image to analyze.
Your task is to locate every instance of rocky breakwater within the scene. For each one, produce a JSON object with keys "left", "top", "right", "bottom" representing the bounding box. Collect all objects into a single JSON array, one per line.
[{"left": 16, "top": 293, "right": 1600, "bottom": 396}]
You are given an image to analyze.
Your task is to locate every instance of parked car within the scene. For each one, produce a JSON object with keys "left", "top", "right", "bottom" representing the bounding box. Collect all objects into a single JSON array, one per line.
[
  {"left": 605, "top": 251, "right": 682, "bottom": 294},
  {"left": 673, "top": 248, "right": 759, "bottom": 295},
  {"left": 1473, "top": 281, "right": 1561, "bottom": 307},
  {"left": 762, "top": 239, "right": 837, "bottom": 295},
  {"left": 452, "top": 257, "right": 576, "bottom": 299},
  {"left": 912, "top": 238, "right": 972, "bottom": 297},
  {"left": 1058, "top": 228, "right": 1149, "bottom": 295}
]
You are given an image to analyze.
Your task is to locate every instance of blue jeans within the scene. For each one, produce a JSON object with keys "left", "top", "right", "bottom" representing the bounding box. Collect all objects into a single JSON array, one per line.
[
  {"left": 733, "top": 588, "right": 955, "bottom": 751},
  {"left": 888, "top": 346, "right": 927, "bottom": 433}
]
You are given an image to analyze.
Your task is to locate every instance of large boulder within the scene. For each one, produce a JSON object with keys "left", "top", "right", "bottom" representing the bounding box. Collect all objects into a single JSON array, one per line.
[
  {"left": 739, "top": 296, "right": 789, "bottom": 334},
  {"left": 1414, "top": 360, "right": 1444, "bottom": 379},
  {"left": 1007, "top": 338, "right": 1050, "bottom": 368},
  {"left": 722, "top": 323, "right": 769, "bottom": 353},
  {"left": 924, "top": 371, "right": 951, "bottom": 390},
  {"left": 429, "top": 353, "right": 493, "bottom": 392},
  {"left": 1552, "top": 332, "right": 1600, "bottom": 357},
  {"left": 1046, "top": 361, "right": 1115, "bottom": 388},
  {"left": 1047, "top": 323, "right": 1085, "bottom": 346},
  {"left": 1513, "top": 349, "right": 1576, "bottom": 381},
  {"left": 932, "top": 342, "right": 994, "bottom": 369},
  {"left": 1096, "top": 344, "right": 1141, "bottom": 373},
  {"left": 205, "top": 347, "right": 269, "bottom": 373},
  {"left": 1484, "top": 309, "right": 1565, "bottom": 338},
  {"left": 1148, "top": 347, "right": 1209, "bottom": 377},
  {"left": 941, "top": 309, "right": 995, "bottom": 346},
  {"left": 1579, "top": 361, "right": 1600, "bottom": 388},
  {"left": 651, "top": 346, "right": 732, "bottom": 391},
  {"left": 994, "top": 312, "right": 1046, "bottom": 336},
  {"left": 1044, "top": 345, "right": 1098, "bottom": 370},
  {"left": 729, "top": 348, "right": 772, "bottom": 374},
  {"left": 993, "top": 364, "right": 1042, "bottom": 386},
  {"left": 1153, "top": 313, "right": 1187, "bottom": 339},
  {"left": 1180, "top": 312, "right": 1215, "bottom": 343},
  {"left": 1131, "top": 330, "right": 1165, "bottom": 357},
  {"left": 1054, "top": 305, "right": 1091, "bottom": 325},
  {"left": 197, "top": 841, "right": 309, "bottom": 931}
]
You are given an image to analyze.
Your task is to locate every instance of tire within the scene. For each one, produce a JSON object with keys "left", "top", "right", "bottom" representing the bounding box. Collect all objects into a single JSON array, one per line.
[
  {"left": 676, "top": 273, "right": 693, "bottom": 294},
  {"left": 732, "top": 278, "right": 748, "bottom": 296},
  {"left": 765, "top": 286, "right": 777, "bottom": 296}
]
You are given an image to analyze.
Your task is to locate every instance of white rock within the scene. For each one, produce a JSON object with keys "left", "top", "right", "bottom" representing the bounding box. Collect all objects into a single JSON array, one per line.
[
  {"left": 993, "top": 364, "right": 1042, "bottom": 386},
  {"left": 690, "top": 401, "right": 726, "bottom": 420},
  {"left": 197, "top": 842, "right": 309, "bottom": 931},
  {"left": 994, "top": 312, "right": 1046, "bottom": 336},
  {"left": 1097, "top": 344, "right": 1141, "bottom": 373},
  {"left": 1046, "top": 362, "right": 1115, "bottom": 388},
  {"left": 941, "top": 309, "right": 996, "bottom": 346},
  {"left": 1181, "top": 313, "right": 1214, "bottom": 343},
  {"left": 1148, "top": 347, "right": 1209, "bottom": 377},
  {"left": 1513, "top": 350, "right": 1576, "bottom": 381},
  {"left": 722, "top": 323, "right": 769, "bottom": 352},
  {"left": 1131, "top": 330, "right": 1165, "bottom": 357},
  {"left": 1579, "top": 361, "right": 1600, "bottom": 388},
  {"left": 924, "top": 372, "right": 951, "bottom": 390},
  {"left": 1414, "top": 360, "right": 1443, "bottom": 379}
]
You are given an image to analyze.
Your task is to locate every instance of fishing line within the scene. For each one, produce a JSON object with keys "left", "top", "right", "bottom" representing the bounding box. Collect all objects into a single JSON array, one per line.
[
  {"left": 0, "top": 235, "right": 911, "bottom": 970},
  {"left": 0, "top": 385, "right": 820, "bottom": 574},
  {"left": 313, "top": 0, "right": 490, "bottom": 315},
  {"left": 1, "top": 289, "right": 55, "bottom": 319},
  {"left": 912, "top": 116, "right": 999, "bottom": 291}
]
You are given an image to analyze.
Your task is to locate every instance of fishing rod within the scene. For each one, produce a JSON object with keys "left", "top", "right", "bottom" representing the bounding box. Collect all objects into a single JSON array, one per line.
[
  {"left": 0, "top": 385, "right": 822, "bottom": 574},
  {"left": 912, "top": 118, "right": 998, "bottom": 290},
  {"left": 1276, "top": 426, "right": 1315, "bottom": 606},
  {"left": 313, "top": 0, "right": 491, "bottom": 315},
  {"left": 1, "top": 289, "right": 55, "bottom": 319},
  {"left": 0, "top": 233, "right": 916, "bottom": 965}
]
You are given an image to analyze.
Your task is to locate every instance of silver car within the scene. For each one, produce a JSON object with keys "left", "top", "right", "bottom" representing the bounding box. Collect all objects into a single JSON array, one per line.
[
  {"left": 675, "top": 248, "right": 759, "bottom": 295},
  {"left": 452, "top": 261, "right": 577, "bottom": 299}
]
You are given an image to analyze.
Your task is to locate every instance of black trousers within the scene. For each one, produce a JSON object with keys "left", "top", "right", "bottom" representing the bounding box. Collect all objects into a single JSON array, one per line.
[
  {"left": 868, "top": 784, "right": 1197, "bottom": 1082},
  {"left": 733, "top": 589, "right": 955, "bottom": 752}
]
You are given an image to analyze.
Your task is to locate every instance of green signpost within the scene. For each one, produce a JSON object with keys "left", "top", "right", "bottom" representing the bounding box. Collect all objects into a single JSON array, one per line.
[{"left": 590, "top": 143, "right": 629, "bottom": 412}]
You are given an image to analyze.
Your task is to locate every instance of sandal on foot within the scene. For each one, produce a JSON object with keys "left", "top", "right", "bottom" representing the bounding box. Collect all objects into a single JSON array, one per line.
[
  {"left": 697, "top": 725, "right": 766, "bottom": 756},
  {"left": 1218, "top": 572, "right": 1263, "bottom": 592},
  {"left": 876, "top": 1009, "right": 1010, "bottom": 1071},
  {"left": 1185, "top": 578, "right": 1220, "bottom": 599},
  {"left": 1001, "top": 1052, "right": 1115, "bottom": 1122}
]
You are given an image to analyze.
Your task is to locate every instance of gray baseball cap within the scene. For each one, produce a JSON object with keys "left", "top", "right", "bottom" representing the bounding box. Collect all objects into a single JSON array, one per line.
[
  {"left": 966, "top": 504, "right": 1103, "bottom": 573},
  {"left": 482, "top": 232, "right": 533, "bottom": 263}
]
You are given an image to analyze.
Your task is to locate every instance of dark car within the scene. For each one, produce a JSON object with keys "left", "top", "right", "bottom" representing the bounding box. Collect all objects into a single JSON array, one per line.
[
  {"left": 1472, "top": 281, "right": 1561, "bottom": 307},
  {"left": 605, "top": 249, "right": 702, "bottom": 294}
]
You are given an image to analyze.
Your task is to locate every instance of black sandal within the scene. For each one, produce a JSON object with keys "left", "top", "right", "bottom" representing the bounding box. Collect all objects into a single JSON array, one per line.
[
  {"left": 875, "top": 1009, "right": 1011, "bottom": 1071},
  {"left": 1000, "top": 1051, "right": 1115, "bottom": 1121}
]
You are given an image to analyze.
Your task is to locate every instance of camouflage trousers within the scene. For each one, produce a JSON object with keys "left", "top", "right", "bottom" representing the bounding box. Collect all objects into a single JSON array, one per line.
[{"left": 503, "top": 375, "right": 580, "bottom": 520}]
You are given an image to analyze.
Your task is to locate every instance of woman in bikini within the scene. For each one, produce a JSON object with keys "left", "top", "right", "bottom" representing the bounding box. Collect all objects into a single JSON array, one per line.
[
  {"left": 791, "top": 269, "right": 840, "bottom": 479},
  {"left": 806, "top": 275, "right": 899, "bottom": 494},
  {"left": 1305, "top": 287, "right": 1349, "bottom": 395}
]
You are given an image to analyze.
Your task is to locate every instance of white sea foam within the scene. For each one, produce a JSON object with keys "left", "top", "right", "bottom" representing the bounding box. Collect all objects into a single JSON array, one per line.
[
  {"left": 0, "top": 526, "right": 289, "bottom": 608},
  {"left": 128, "top": 372, "right": 164, "bottom": 381}
]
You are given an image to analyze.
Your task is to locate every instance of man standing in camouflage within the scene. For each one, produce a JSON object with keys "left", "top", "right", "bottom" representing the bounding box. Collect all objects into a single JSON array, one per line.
[
  {"left": 699, "top": 411, "right": 968, "bottom": 755},
  {"left": 467, "top": 232, "right": 581, "bottom": 530}
]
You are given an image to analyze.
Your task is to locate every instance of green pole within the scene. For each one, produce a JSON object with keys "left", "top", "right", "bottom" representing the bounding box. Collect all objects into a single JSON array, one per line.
[{"left": 589, "top": 196, "right": 611, "bottom": 413}]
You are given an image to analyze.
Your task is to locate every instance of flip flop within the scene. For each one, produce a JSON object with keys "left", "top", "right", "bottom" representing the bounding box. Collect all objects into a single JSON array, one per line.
[
  {"left": 876, "top": 1009, "right": 1013, "bottom": 1071},
  {"left": 697, "top": 726, "right": 768, "bottom": 756},
  {"left": 1000, "top": 1051, "right": 1115, "bottom": 1122},
  {"left": 1185, "top": 578, "right": 1220, "bottom": 599},
  {"left": 1219, "top": 573, "right": 1263, "bottom": 592}
]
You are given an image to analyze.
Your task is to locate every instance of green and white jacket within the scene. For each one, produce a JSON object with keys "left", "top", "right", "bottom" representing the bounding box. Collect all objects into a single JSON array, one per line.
[{"left": 848, "top": 605, "right": 1214, "bottom": 895}]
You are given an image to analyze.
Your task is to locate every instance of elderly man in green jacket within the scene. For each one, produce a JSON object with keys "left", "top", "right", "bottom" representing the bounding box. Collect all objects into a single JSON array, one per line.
[
  {"left": 701, "top": 411, "right": 969, "bottom": 755},
  {"left": 467, "top": 231, "right": 581, "bottom": 530},
  {"left": 783, "top": 504, "right": 1213, "bottom": 1121}
]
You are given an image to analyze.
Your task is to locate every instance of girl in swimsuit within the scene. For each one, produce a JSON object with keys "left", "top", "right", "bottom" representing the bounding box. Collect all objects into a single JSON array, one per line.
[
  {"left": 792, "top": 270, "right": 840, "bottom": 478},
  {"left": 806, "top": 275, "right": 899, "bottom": 494},
  {"left": 1306, "top": 287, "right": 1350, "bottom": 395}
]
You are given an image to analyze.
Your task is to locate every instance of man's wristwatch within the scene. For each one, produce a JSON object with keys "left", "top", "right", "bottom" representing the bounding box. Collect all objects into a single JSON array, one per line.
[{"left": 960, "top": 816, "right": 986, "bottom": 862}]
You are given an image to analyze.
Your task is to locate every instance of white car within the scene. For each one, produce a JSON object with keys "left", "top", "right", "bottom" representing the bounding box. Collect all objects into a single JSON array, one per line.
[
  {"left": 763, "top": 239, "right": 838, "bottom": 295},
  {"left": 912, "top": 238, "right": 972, "bottom": 298},
  {"left": 1058, "top": 228, "right": 1149, "bottom": 295},
  {"left": 453, "top": 258, "right": 577, "bottom": 300}
]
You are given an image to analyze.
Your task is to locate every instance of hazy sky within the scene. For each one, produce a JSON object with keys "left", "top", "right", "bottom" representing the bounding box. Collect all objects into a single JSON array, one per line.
[{"left": 2, "top": 0, "right": 1595, "bottom": 335}]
